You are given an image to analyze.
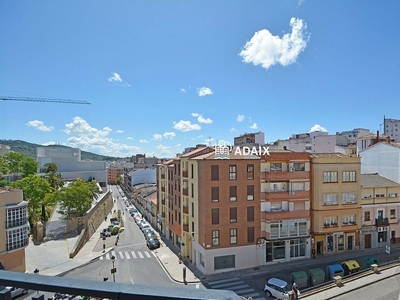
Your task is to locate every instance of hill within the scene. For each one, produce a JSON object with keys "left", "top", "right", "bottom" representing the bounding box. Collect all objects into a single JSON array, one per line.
[{"left": 0, "top": 139, "right": 119, "bottom": 161}]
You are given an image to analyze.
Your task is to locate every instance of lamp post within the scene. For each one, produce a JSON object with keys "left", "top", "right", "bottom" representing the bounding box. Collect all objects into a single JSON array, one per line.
[{"left": 111, "top": 255, "right": 116, "bottom": 282}]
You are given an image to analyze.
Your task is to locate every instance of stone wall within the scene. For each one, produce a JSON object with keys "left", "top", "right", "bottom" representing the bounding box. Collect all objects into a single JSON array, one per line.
[{"left": 68, "top": 191, "right": 113, "bottom": 258}]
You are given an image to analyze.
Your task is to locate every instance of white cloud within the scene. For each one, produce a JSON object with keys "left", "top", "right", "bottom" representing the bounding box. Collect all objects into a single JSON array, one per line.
[
  {"left": 126, "top": 137, "right": 133, "bottom": 140},
  {"left": 249, "top": 122, "right": 259, "bottom": 129},
  {"left": 309, "top": 124, "right": 328, "bottom": 132},
  {"left": 108, "top": 72, "right": 122, "bottom": 82},
  {"left": 180, "top": 88, "right": 186, "bottom": 93},
  {"left": 237, "top": 114, "right": 245, "bottom": 122},
  {"left": 42, "top": 141, "right": 57, "bottom": 146},
  {"left": 156, "top": 144, "right": 171, "bottom": 154},
  {"left": 139, "top": 139, "right": 149, "bottom": 144},
  {"left": 175, "top": 144, "right": 181, "bottom": 148},
  {"left": 153, "top": 134, "right": 162, "bottom": 141},
  {"left": 107, "top": 72, "right": 130, "bottom": 87},
  {"left": 239, "top": 17, "right": 310, "bottom": 69},
  {"left": 26, "top": 120, "right": 54, "bottom": 132},
  {"left": 230, "top": 127, "right": 237, "bottom": 132},
  {"left": 163, "top": 132, "right": 176, "bottom": 139},
  {"left": 191, "top": 112, "right": 212, "bottom": 124},
  {"left": 63, "top": 116, "right": 140, "bottom": 156},
  {"left": 173, "top": 120, "right": 201, "bottom": 132},
  {"left": 116, "top": 130, "right": 124, "bottom": 133},
  {"left": 198, "top": 87, "right": 213, "bottom": 97}
]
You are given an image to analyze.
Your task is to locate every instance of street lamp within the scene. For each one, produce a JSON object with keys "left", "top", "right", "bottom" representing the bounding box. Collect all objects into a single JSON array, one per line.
[{"left": 111, "top": 255, "right": 116, "bottom": 282}]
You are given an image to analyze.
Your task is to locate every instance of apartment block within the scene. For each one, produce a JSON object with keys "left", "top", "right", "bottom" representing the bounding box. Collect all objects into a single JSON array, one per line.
[
  {"left": 360, "top": 173, "right": 400, "bottom": 249},
  {"left": 311, "top": 154, "right": 361, "bottom": 256},
  {"left": 107, "top": 166, "right": 123, "bottom": 184},
  {"left": 0, "top": 187, "right": 29, "bottom": 272},
  {"left": 384, "top": 117, "right": 400, "bottom": 142},
  {"left": 233, "top": 131, "right": 265, "bottom": 146},
  {"left": 259, "top": 152, "right": 311, "bottom": 263}
]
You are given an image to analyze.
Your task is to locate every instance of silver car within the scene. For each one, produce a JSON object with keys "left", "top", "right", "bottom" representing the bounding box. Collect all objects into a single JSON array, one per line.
[{"left": 3, "top": 287, "right": 28, "bottom": 299}]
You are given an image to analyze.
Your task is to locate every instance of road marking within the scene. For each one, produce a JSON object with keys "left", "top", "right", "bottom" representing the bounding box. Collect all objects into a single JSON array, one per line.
[
  {"left": 99, "top": 256, "right": 104, "bottom": 260},
  {"left": 144, "top": 251, "right": 151, "bottom": 258},
  {"left": 131, "top": 251, "right": 137, "bottom": 259},
  {"left": 119, "top": 251, "right": 125, "bottom": 259},
  {"left": 196, "top": 284, "right": 200, "bottom": 289},
  {"left": 124, "top": 251, "right": 130, "bottom": 259},
  {"left": 138, "top": 251, "right": 144, "bottom": 258}
]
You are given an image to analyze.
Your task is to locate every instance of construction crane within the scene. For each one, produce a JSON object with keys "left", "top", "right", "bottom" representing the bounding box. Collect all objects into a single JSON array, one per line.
[{"left": 0, "top": 96, "right": 91, "bottom": 105}]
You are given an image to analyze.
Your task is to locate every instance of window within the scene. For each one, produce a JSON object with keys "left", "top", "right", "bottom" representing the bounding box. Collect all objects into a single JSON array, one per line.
[
  {"left": 343, "top": 171, "right": 356, "bottom": 182},
  {"left": 342, "top": 193, "right": 357, "bottom": 204},
  {"left": 6, "top": 227, "right": 29, "bottom": 251},
  {"left": 247, "top": 185, "right": 254, "bottom": 201},
  {"left": 230, "top": 228, "right": 237, "bottom": 244},
  {"left": 271, "top": 220, "right": 307, "bottom": 238},
  {"left": 390, "top": 209, "right": 396, "bottom": 219},
  {"left": 342, "top": 215, "right": 356, "bottom": 225},
  {"left": 364, "top": 211, "right": 370, "bottom": 221},
  {"left": 389, "top": 193, "right": 398, "bottom": 198},
  {"left": 214, "top": 254, "right": 235, "bottom": 270},
  {"left": 6, "top": 206, "right": 28, "bottom": 229},
  {"left": 247, "top": 164, "right": 254, "bottom": 179},
  {"left": 211, "top": 165, "right": 219, "bottom": 181},
  {"left": 293, "top": 163, "right": 305, "bottom": 171},
  {"left": 230, "top": 207, "right": 237, "bottom": 223},
  {"left": 247, "top": 227, "right": 254, "bottom": 243},
  {"left": 191, "top": 164, "right": 194, "bottom": 179},
  {"left": 191, "top": 202, "right": 194, "bottom": 218},
  {"left": 212, "top": 230, "right": 219, "bottom": 246},
  {"left": 270, "top": 163, "right": 282, "bottom": 172},
  {"left": 247, "top": 206, "right": 254, "bottom": 222},
  {"left": 376, "top": 194, "right": 385, "bottom": 198},
  {"left": 200, "top": 253, "right": 205, "bottom": 267},
  {"left": 323, "top": 194, "right": 338, "bottom": 205},
  {"left": 323, "top": 217, "right": 338, "bottom": 227},
  {"left": 212, "top": 208, "right": 219, "bottom": 225},
  {"left": 191, "top": 183, "right": 194, "bottom": 198},
  {"left": 229, "top": 186, "right": 237, "bottom": 202},
  {"left": 211, "top": 187, "right": 219, "bottom": 203},
  {"left": 324, "top": 171, "right": 338, "bottom": 183},
  {"left": 229, "top": 165, "right": 237, "bottom": 180}
]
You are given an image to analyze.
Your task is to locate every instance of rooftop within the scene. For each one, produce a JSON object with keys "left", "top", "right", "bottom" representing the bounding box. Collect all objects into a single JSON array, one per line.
[{"left": 361, "top": 173, "right": 400, "bottom": 187}]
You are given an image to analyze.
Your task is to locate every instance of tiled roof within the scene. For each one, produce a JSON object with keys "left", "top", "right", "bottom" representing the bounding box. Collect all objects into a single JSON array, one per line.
[
  {"left": 310, "top": 153, "right": 348, "bottom": 158},
  {"left": 361, "top": 173, "right": 400, "bottom": 187}
]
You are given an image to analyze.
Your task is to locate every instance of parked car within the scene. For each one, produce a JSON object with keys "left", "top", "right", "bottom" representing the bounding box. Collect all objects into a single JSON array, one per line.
[
  {"left": 146, "top": 236, "right": 161, "bottom": 250},
  {"left": 264, "top": 278, "right": 291, "bottom": 299},
  {"left": 140, "top": 223, "right": 151, "bottom": 232},
  {"left": 100, "top": 228, "right": 111, "bottom": 237},
  {"left": 143, "top": 229, "right": 157, "bottom": 239},
  {"left": 2, "top": 287, "right": 28, "bottom": 299}
]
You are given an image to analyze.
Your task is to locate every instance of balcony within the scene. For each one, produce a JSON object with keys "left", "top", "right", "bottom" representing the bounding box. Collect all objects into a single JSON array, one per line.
[
  {"left": 182, "top": 170, "right": 188, "bottom": 178},
  {"left": 183, "top": 206, "right": 189, "bottom": 214},
  {"left": 161, "top": 174, "right": 166, "bottom": 179},
  {"left": 263, "top": 170, "right": 309, "bottom": 181},
  {"left": 161, "top": 187, "right": 166, "bottom": 192},
  {"left": 264, "top": 209, "right": 309, "bottom": 220},
  {"left": 262, "top": 190, "right": 309, "bottom": 201},
  {"left": 375, "top": 217, "right": 389, "bottom": 226},
  {"left": 182, "top": 188, "right": 188, "bottom": 196},
  {"left": 161, "top": 198, "right": 165, "bottom": 205},
  {"left": 183, "top": 223, "right": 189, "bottom": 232}
]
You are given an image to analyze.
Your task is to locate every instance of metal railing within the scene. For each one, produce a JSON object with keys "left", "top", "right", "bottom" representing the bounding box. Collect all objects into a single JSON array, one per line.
[{"left": 0, "top": 271, "right": 242, "bottom": 300}]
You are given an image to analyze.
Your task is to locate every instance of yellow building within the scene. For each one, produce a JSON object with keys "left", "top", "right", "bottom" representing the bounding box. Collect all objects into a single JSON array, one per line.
[
  {"left": 0, "top": 187, "right": 29, "bottom": 272},
  {"left": 360, "top": 173, "right": 400, "bottom": 249},
  {"left": 311, "top": 154, "right": 361, "bottom": 256}
]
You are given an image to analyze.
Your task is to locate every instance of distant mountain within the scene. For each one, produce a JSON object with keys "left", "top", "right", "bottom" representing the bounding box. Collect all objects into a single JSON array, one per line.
[{"left": 0, "top": 139, "right": 120, "bottom": 161}]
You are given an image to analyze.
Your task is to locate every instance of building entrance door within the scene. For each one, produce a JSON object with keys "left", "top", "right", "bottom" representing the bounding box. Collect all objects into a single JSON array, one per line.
[{"left": 365, "top": 234, "right": 371, "bottom": 248}]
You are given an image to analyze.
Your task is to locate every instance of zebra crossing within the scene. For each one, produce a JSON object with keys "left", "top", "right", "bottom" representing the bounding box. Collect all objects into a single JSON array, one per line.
[
  {"left": 207, "top": 278, "right": 264, "bottom": 300},
  {"left": 99, "top": 250, "right": 156, "bottom": 260}
]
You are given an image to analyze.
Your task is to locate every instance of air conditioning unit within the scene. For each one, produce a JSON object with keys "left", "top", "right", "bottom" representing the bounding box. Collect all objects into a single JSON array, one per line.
[{"left": 289, "top": 167, "right": 295, "bottom": 172}]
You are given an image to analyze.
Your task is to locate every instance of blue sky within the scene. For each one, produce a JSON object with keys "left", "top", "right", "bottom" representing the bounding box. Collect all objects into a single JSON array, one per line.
[{"left": 1, "top": 1, "right": 399, "bottom": 158}]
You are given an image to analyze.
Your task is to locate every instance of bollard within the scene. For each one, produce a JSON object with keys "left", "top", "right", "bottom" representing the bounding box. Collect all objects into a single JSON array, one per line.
[{"left": 183, "top": 267, "right": 186, "bottom": 282}]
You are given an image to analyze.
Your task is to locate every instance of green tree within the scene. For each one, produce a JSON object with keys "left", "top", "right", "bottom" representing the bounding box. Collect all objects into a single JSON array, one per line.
[
  {"left": 55, "top": 178, "right": 100, "bottom": 219},
  {"left": 42, "top": 162, "right": 64, "bottom": 190},
  {"left": 1, "top": 152, "right": 38, "bottom": 179},
  {"left": 10, "top": 175, "right": 53, "bottom": 223}
]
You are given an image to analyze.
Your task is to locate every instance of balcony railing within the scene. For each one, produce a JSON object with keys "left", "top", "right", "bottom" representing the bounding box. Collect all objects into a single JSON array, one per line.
[
  {"left": 182, "top": 170, "right": 188, "bottom": 178},
  {"left": 161, "top": 199, "right": 165, "bottom": 205},
  {"left": 182, "top": 188, "right": 188, "bottom": 196},
  {"left": 183, "top": 224, "right": 189, "bottom": 232},
  {"left": 375, "top": 217, "right": 389, "bottom": 226},
  {"left": 161, "top": 174, "right": 166, "bottom": 179},
  {"left": 161, "top": 187, "right": 166, "bottom": 192},
  {"left": 183, "top": 206, "right": 189, "bottom": 214}
]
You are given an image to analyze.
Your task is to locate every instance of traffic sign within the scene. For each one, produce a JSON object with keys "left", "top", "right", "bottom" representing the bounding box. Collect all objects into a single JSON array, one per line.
[{"left": 386, "top": 245, "right": 391, "bottom": 254}]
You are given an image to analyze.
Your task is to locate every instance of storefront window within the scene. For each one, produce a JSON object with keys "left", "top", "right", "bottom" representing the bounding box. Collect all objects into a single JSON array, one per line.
[
  {"left": 327, "top": 235, "right": 334, "bottom": 253},
  {"left": 378, "top": 231, "right": 387, "bottom": 243},
  {"left": 337, "top": 234, "right": 345, "bottom": 251},
  {"left": 290, "top": 238, "right": 306, "bottom": 258},
  {"left": 273, "top": 241, "right": 286, "bottom": 260}
]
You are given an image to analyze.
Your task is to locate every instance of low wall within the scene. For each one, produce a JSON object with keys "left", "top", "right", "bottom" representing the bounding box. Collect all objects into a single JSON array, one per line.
[{"left": 68, "top": 191, "right": 113, "bottom": 258}]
